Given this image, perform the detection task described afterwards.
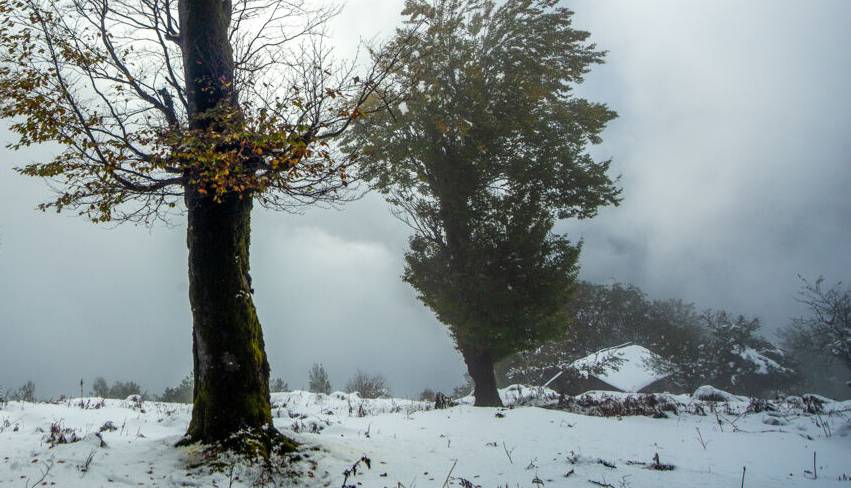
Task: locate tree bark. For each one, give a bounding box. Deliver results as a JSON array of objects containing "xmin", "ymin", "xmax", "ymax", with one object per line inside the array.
[
  {"xmin": 181, "ymin": 189, "xmax": 282, "ymax": 447},
  {"xmin": 460, "ymin": 345, "xmax": 504, "ymax": 407},
  {"xmin": 175, "ymin": 0, "xmax": 291, "ymax": 452}
]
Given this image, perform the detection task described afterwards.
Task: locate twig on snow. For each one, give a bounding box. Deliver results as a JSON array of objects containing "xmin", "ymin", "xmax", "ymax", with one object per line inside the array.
[
  {"xmin": 502, "ymin": 442, "xmax": 515, "ymax": 464},
  {"xmin": 696, "ymin": 427, "xmax": 708, "ymax": 449},
  {"xmin": 441, "ymin": 459, "xmax": 457, "ymax": 488}
]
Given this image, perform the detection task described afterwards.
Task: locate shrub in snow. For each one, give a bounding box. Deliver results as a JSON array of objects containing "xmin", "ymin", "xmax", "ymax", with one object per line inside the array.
[
  {"xmin": 91, "ymin": 377, "xmax": 110, "ymax": 398},
  {"xmin": 418, "ymin": 388, "xmax": 435, "ymax": 402},
  {"xmin": 692, "ymin": 385, "xmax": 744, "ymax": 402},
  {"xmin": 12, "ymin": 381, "xmax": 35, "ymax": 402},
  {"xmin": 308, "ymin": 363, "xmax": 332, "ymax": 395},
  {"xmin": 159, "ymin": 374, "xmax": 193, "ymax": 403},
  {"xmin": 450, "ymin": 374, "xmax": 474, "ymax": 399},
  {"xmin": 558, "ymin": 392, "xmax": 682, "ymax": 418},
  {"xmin": 45, "ymin": 421, "xmax": 80, "ymax": 447},
  {"xmin": 344, "ymin": 370, "xmax": 390, "ymax": 399},
  {"xmin": 270, "ymin": 377, "xmax": 289, "ymax": 393},
  {"xmin": 91, "ymin": 377, "xmax": 147, "ymax": 400},
  {"xmin": 434, "ymin": 392, "xmax": 454, "ymax": 409}
]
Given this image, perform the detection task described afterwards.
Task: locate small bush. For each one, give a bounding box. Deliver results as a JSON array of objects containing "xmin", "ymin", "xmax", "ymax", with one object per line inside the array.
[
  {"xmin": 557, "ymin": 393, "xmax": 681, "ymax": 418},
  {"xmin": 419, "ymin": 388, "xmax": 436, "ymax": 402},
  {"xmin": 270, "ymin": 377, "xmax": 289, "ymax": 393},
  {"xmin": 308, "ymin": 363, "xmax": 332, "ymax": 394},
  {"xmin": 91, "ymin": 377, "xmax": 110, "ymax": 398},
  {"xmin": 89, "ymin": 378, "xmax": 147, "ymax": 400},
  {"xmin": 345, "ymin": 370, "xmax": 390, "ymax": 399},
  {"xmin": 451, "ymin": 374, "xmax": 474, "ymax": 399},
  {"xmin": 14, "ymin": 381, "xmax": 35, "ymax": 402},
  {"xmin": 160, "ymin": 374, "xmax": 193, "ymax": 403},
  {"xmin": 110, "ymin": 380, "xmax": 144, "ymax": 399}
]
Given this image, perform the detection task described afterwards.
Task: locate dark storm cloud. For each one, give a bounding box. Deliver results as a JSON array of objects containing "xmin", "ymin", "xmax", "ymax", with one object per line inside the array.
[
  {"xmin": 563, "ymin": 0, "xmax": 851, "ymax": 328},
  {"xmin": 1, "ymin": 0, "xmax": 849, "ymax": 398}
]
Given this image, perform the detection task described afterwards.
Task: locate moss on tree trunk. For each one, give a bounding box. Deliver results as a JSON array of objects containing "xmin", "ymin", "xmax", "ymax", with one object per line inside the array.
[
  {"xmin": 181, "ymin": 189, "xmax": 292, "ymax": 453},
  {"xmin": 175, "ymin": 0, "xmax": 295, "ymax": 455}
]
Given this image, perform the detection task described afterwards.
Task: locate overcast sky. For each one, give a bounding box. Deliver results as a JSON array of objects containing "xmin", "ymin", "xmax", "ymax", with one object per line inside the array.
[{"xmin": 1, "ymin": 0, "xmax": 849, "ymax": 399}]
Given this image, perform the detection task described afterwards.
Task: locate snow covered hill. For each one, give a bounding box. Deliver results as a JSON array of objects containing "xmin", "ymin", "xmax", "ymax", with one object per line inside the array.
[{"xmin": 1, "ymin": 388, "xmax": 849, "ymax": 487}]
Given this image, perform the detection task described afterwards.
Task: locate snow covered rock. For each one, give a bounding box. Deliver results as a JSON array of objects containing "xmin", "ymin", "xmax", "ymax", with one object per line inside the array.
[
  {"xmin": 456, "ymin": 384, "xmax": 558, "ymax": 406},
  {"xmin": 692, "ymin": 385, "xmax": 746, "ymax": 402},
  {"xmin": 570, "ymin": 344, "xmax": 669, "ymax": 392}
]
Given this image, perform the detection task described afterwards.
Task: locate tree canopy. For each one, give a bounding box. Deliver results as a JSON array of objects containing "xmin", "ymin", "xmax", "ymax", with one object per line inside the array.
[
  {"xmin": 346, "ymin": 0, "xmax": 620, "ymax": 406},
  {"xmin": 0, "ymin": 0, "xmax": 410, "ymax": 224}
]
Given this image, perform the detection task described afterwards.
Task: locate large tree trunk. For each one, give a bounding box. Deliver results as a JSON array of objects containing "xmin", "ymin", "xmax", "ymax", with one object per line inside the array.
[
  {"xmin": 181, "ymin": 190, "xmax": 282, "ymax": 447},
  {"xmin": 460, "ymin": 345, "xmax": 504, "ymax": 407},
  {"xmin": 176, "ymin": 0, "xmax": 290, "ymax": 452}
]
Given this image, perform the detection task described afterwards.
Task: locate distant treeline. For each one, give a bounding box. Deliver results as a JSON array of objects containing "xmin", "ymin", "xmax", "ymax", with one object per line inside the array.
[{"xmin": 499, "ymin": 279, "xmax": 851, "ymax": 400}]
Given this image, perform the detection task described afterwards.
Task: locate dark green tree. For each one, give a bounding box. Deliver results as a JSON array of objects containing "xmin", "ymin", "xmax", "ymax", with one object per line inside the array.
[
  {"xmin": 346, "ymin": 0, "xmax": 620, "ymax": 406},
  {"xmin": 0, "ymin": 0, "xmax": 411, "ymax": 452}
]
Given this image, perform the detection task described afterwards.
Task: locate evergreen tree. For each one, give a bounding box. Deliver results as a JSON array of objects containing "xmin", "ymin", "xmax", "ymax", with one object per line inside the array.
[
  {"xmin": 308, "ymin": 363, "xmax": 332, "ymax": 394},
  {"xmin": 346, "ymin": 0, "xmax": 620, "ymax": 406}
]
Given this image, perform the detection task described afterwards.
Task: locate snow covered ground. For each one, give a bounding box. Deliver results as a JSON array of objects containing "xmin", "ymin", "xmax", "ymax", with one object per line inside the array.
[{"xmin": 1, "ymin": 388, "xmax": 849, "ymax": 487}]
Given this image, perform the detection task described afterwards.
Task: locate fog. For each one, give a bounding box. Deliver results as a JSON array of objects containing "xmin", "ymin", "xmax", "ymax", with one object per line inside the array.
[{"xmin": 1, "ymin": 0, "xmax": 849, "ymax": 399}]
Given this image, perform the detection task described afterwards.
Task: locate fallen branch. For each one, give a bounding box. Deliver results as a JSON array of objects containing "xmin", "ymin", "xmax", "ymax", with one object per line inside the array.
[
  {"xmin": 27, "ymin": 461, "xmax": 53, "ymax": 488},
  {"xmin": 696, "ymin": 427, "xmax": 708, "ymax": 449},
  {"xmin": 502, "ymin": 442, "xmax": 515, "ymax": 464},
  {"xmin": 441, "ymin": 459, "xmax": 457, "ymax": 488},
  {"xmin": 589, "ymin": 479, "xmax": 615, "ymax": 488}
]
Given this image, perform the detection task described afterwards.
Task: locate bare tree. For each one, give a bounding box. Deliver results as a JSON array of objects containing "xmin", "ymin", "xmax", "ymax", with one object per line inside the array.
[
  {"xmin": 783, "ymin": 276, "xmax": 851, "ymax": 388},
  {"xmin": 344, "ymin": 370, "xmax": 389, "ymax": 399},
  {"xmin": 0, "ymin": 0, "xmax": 416, "ymax": 453}
]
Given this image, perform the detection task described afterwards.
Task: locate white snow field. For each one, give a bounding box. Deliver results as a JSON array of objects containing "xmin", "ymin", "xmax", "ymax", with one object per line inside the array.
[{"xmin": 1, "ymin": 388, "xmax": 849, "ymax": 487}]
